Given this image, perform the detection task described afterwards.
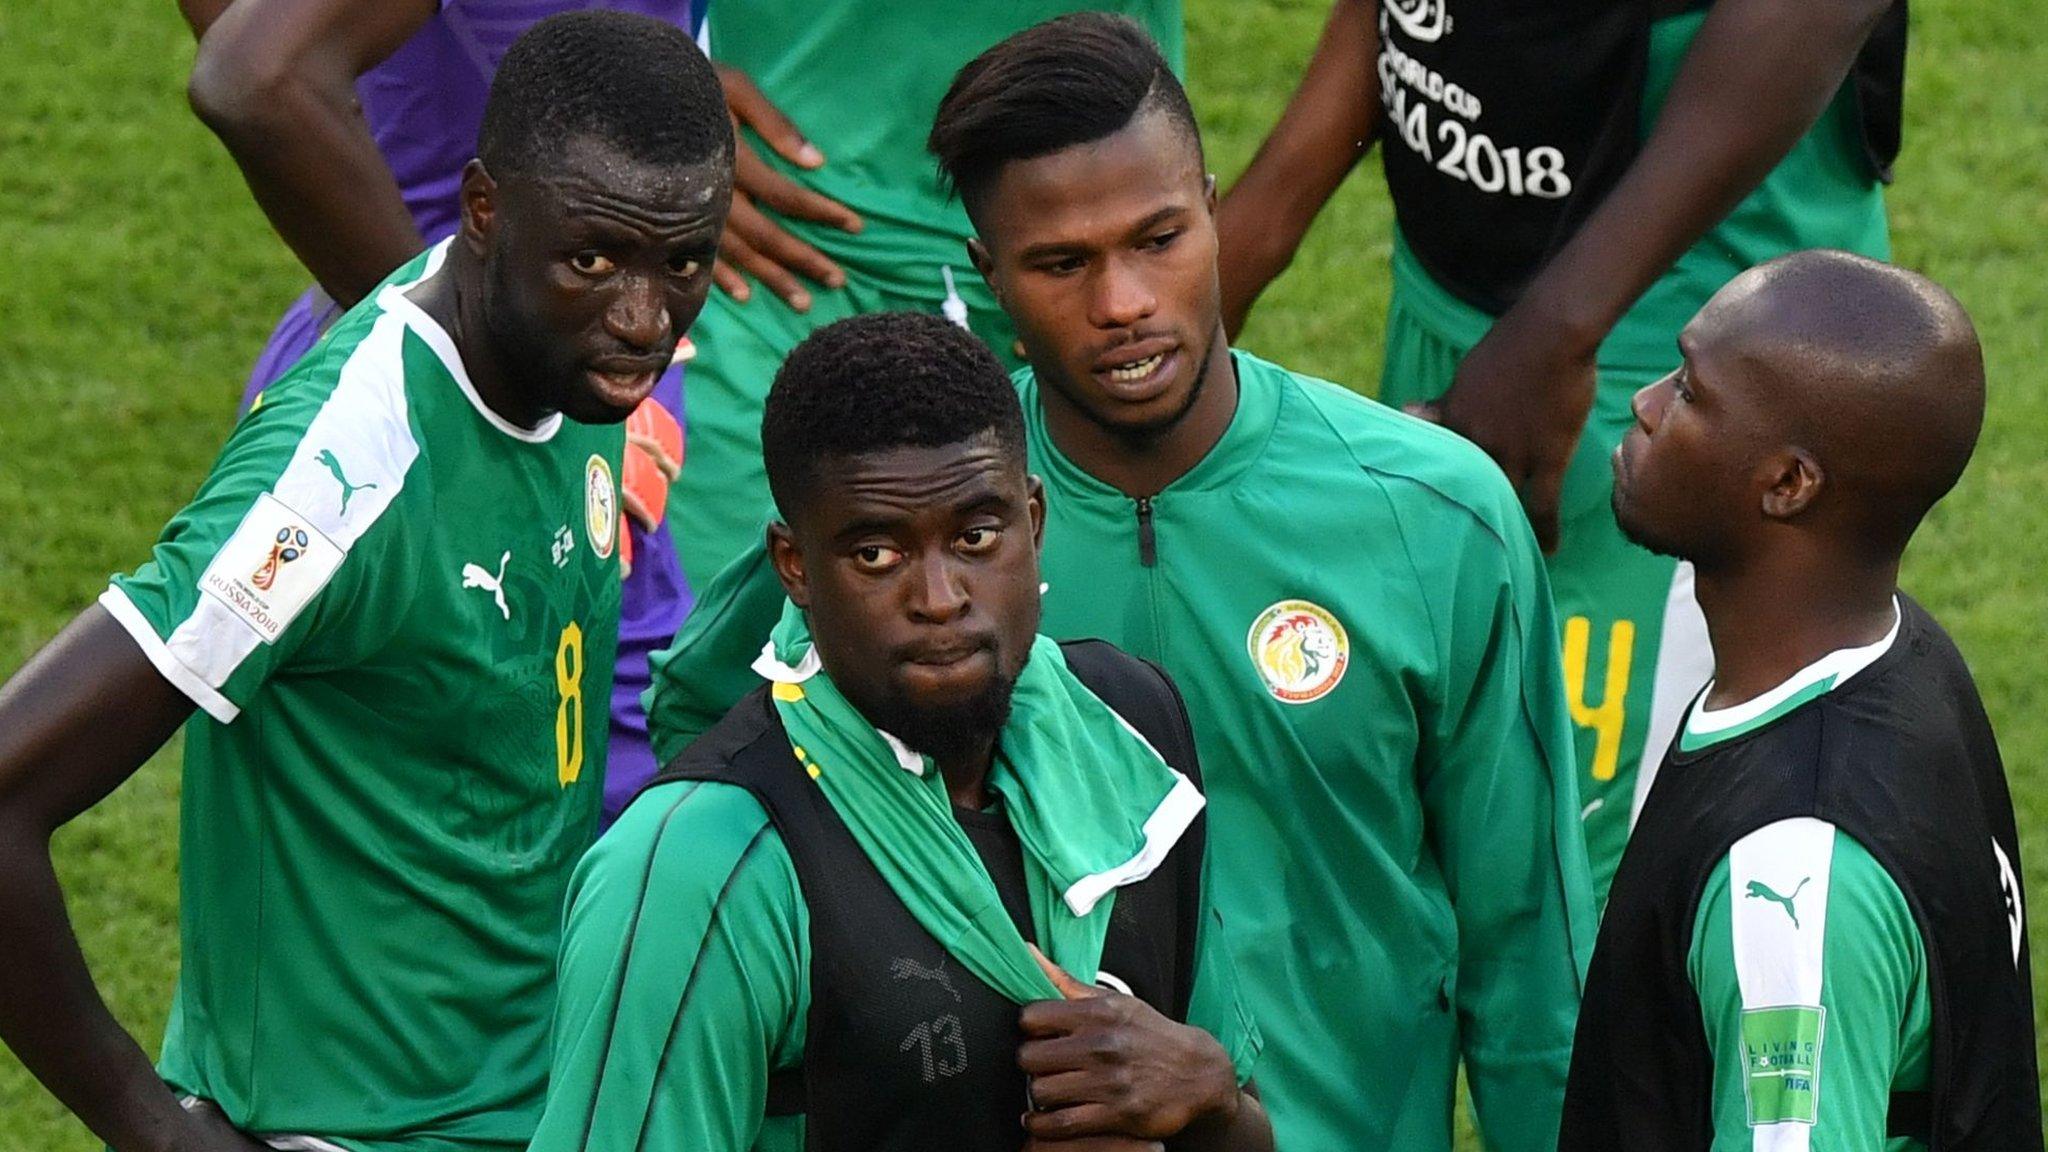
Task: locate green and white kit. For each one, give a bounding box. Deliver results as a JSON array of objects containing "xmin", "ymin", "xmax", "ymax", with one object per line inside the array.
[{"xmin": 104, "ymin": 241, "xmax": 623, "ymax": 1151}]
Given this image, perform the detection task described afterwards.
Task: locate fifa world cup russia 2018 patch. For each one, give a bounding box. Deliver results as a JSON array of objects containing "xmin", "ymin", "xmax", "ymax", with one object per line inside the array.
[
  {"xmin": 1247, "ymin": 599, "xmax": 1351, "ymax": 704},
  {"xmin": 198, "ymin": 492, "xmax": 346, "ymax": 644},
  {"xmin": 584, "ymin": 454, "xmax": 617, "ymax": 560}
]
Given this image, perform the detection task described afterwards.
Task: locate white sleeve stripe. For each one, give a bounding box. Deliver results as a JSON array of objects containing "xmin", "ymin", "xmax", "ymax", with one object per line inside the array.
[
  {"xmin": 99, "ymin": 587, "xmax": 240, "ymax": 723},
  {"xmin": 160, "ymin": 311, "xmax": 420, "ymax": 691},
  {"xmin": 1730, "ymin": 817, "xmax": 1837, "ymax": 1152}
]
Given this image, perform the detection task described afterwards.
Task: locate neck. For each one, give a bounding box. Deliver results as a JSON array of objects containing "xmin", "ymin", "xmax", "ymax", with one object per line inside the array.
[
  {"xmin": 410, "ymin": 245, "xmax": 548, "ymax": 429},
  {"xmin": 1694, "ymin": 551, "xmax": 1900, "ymax": 709},
  {"xmin": 936, "ymin": 740, "xmax": 997, "ymax": 811},
  {"xmin": 1041, "ymin": 325, "xmax": 1238, "ymax": 499}
]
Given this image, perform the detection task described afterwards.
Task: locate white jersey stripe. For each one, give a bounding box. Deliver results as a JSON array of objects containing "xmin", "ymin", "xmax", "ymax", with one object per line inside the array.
[
  {"xmin": 1730, "ymin": 817, "xmax": 1838, "ymax": 1151},
  {"xmin": 152, "ymin": 309, "xmax": 420, "ymax": 705}
]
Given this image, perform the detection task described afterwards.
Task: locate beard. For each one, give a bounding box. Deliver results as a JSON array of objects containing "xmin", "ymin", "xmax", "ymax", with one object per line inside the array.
[
  {"xmin": 1611, "ymin": 484, "xmax": 1691, "ymax": 562},
  {"xmin": 864, "ymin": 667, "xmax": 1020, "ymax": 767}
]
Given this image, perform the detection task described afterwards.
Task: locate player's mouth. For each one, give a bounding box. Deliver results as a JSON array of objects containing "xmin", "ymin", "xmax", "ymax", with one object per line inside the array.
[
  {"xmin": 584, "ymin": 357, "xmax": 666, "ymax": 406},
  {"xmin": 1091, "ymin": 339, "xmax": 1178, "ymax": 401}
]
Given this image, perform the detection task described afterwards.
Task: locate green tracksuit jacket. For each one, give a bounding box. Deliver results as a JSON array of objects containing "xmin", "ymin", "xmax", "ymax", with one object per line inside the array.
[{"xmin": 646, "ymin": 351, "xmax": 1597, "ymax": 1152}]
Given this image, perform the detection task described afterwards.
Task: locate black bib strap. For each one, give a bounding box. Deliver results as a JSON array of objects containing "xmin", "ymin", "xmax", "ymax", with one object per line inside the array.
[
  {"xmin": 765, "ymin": 1068, "xmax": 806, "ymax": 1117},
  {"xmin": 1886, "ymin": 1090, "xmax": 1931, "ymax": 1142}
]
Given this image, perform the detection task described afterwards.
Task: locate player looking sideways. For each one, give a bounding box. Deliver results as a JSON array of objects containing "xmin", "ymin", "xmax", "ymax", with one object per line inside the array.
[
  {"xmin": 644, "ymin": 16, "xmax": 1594, "ymax": 1152},
  {"xmin": 1563, "ymin": 251, "xmax": 2040, "ymax": 1151},
  {"xmin": 534, "ymin": 313, "xmax": 1270, "ymax": 1152},
  {"xmin": 668, "ymin": 0, "xmax": 1184, "ymax": 593},
  {"xmin": 178, "ymin": 0, "xmax": 707, "ymax": 824},
  {"xmin": 0, "ymin": 14, "xmax": 731, "ymax": 1151},
  {"xmin": 1216, "ymin": 0, "xmax": 1907, "ymax": 901}
]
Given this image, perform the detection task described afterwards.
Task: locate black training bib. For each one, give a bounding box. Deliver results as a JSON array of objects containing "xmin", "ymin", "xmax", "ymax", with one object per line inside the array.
[{"xmin": 1376, "ymin": 0, "xmax": 1652, "ymax": 313}]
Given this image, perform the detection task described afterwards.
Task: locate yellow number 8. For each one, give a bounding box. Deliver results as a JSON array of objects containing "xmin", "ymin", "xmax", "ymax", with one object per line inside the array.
[{"xmin": 556, "ymin": 621, "xmax": 585, "ymax": 787}]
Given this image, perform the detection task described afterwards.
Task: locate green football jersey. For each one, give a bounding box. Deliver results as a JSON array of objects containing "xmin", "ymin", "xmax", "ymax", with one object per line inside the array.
[
  {"xmin": 103, "ymin": 241, "xmax": 623, "ymax": 1151},
  {"xmin": 647, "ymin": 351, "xmax": 1596, "ymax": 1152}
]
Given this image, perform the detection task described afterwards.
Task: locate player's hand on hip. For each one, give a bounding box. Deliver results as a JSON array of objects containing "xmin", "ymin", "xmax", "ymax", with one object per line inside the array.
[
  {"xmin": 1421, "ymin": 306, "xmax": 1598, "ymax": 554},
  {"xmin": 1017, "ymin": 945, "xmax": 1239, "ymax": 1143},
  {"xmin": 714, "ymin": 65, "xmax": 864, "ymax": 313}
]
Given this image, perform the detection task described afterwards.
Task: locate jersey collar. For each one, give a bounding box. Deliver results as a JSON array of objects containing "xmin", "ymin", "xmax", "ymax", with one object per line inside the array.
[
  {"xmin": 1679, "ymin": 597, "xmax": 1902, "ymax": 752},
  {"xmin": 377, "ymin": 239, "xmax": 564, "ymax": 444}
]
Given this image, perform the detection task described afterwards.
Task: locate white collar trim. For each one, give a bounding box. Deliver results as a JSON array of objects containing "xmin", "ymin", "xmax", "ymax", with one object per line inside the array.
[
  {"xmin": 375, "ymin": 239, "xmax": 563, "ymax": 444},
  {"xmin": 1687, "ymin": 597, "xmax": 1902, "ymax": 737}
]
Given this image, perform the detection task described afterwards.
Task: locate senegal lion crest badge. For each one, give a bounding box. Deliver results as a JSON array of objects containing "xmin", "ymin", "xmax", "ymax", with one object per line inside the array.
[
  {"xmin": 1248, "ymin": 599, "xmax": 1350, "ymax": 704},
  {"xmin": 584, "ymin": 454, "xmax": 618, "ymax": 560}
]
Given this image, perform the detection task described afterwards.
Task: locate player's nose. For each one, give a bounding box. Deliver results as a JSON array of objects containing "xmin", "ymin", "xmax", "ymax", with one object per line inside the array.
[{"xmin": 603, "ymin": 273, "xmax": 672, "ymax": 352}]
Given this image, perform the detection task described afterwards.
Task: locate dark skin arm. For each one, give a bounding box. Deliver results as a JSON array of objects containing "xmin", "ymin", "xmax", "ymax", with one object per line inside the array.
[
  {"xmin": 1418, "ymin": 0, "xmax": 1896, "ymax": 551},
  {"xmin": 1214, "ymin": 0, "xmax": 1379, "ymax": 339},
  {"xmin": 0, "ymin": 606, "xmax": 266, "ymax": 1151},
  {"xmin": 180, "ymin": 0, "xmax": 437, "ymax": 308},
  {"xmin": 1019, "ymin": 948, "xmax": 1273, "ymax": 1152}
]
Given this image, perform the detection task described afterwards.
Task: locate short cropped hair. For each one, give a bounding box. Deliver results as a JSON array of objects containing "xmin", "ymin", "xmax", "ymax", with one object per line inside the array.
[
  {"xmin": 762, "ymin": 313, "xmax": 1027, "ymax": 520},
  {"xmin": 478, "ymin": 11, "xmax": 731, "ymax": 178},
  {"xmin": 928, "ymin": 12, "xmax": 1201, "ymax": 217}
]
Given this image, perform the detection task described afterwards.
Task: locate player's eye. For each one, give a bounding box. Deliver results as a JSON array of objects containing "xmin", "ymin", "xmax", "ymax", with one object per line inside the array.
[
  {"xmin": 957, "ymin": 526, "xmax": 1002, "ymax": 554},
  {"xmin": 1037, "ymin": 256, "xmax": 1086, "ymax": 277},
  {"xmin": 1673, "ymin": 370, "xmax": 1694, "ymax": 403},
  {"xmin": 569, "ymin": 252, "xmax": 616, "ymax": 276},
  {"xmin": 1142, "ymin": 229, "xmax": 1182, "ymax": 252},
  {"xmin": 667, "ymin": 254, "xmax": 703, "ymax": 278},
  {"xmin": 852, "ymin": 544, "xmax": 903, "ymax": 572}
]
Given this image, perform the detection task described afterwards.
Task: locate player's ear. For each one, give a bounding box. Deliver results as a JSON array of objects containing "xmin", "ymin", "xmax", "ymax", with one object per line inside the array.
[
  {"xmin": 1026, "ymin": 474, "xmax": 1047, "ymax": 557},
  {"xmin": 767, "ymin": 521, "xmax": 810, "ymax": 609},
  {"xmin": 966, "ymin": 238, "xmax": 999, "ymax": 305},
  {"xmin": 1204, "ymin": 172, "xmax": 1218, "ymax": 216},
  {"xmin": 1760, "ymin": 448, "xmax": 1824, "ymax": 520},
  {"xmin": 459, "ymin": 159, "xmax": 499, "ymax": 256}
]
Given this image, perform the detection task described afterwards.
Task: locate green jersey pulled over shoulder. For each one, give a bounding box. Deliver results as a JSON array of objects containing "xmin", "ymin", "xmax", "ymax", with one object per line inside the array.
[{"xmin": 103, "ymin": 240, "xmax": 622, "ymax": 1151}]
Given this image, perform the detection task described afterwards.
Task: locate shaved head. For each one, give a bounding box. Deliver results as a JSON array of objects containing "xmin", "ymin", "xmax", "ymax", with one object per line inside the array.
[
  {"xmin": 1712, "ymin": 250, "xmax": 1983, "ymax": 553},
  {"xmin": 1612, "ymin": 251, "xmax": 1985, "ymax": 571}
]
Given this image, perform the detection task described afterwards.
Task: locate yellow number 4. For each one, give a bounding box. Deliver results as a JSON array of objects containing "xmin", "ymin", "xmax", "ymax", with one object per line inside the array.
[
  {"xmin": 1563, "ymin": 616, "xmax": 1633, "ymax": 782},
  {"xmin": 556, "ymin": 621, "xmax": 585, "ymax": 787}
]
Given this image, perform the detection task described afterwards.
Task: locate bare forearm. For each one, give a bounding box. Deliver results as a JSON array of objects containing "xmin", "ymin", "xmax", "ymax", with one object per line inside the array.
[
  {"xmin": 189, "ymin": 60, "xmax": 423, "ymax": 306},
  {"xmin": 0, "ymin": 608, "xmax": 208, "ymax": 1151},
  {"xmin": 1514, "ymin": 0, "xmax": 1892, "ymax": 349},
  {"xmin": 1216, "ymin": 0, "xmax": 1379, "ymax": 333},
  {"xmin": 185, "ymin": 0, "xmax": 436, "ymax": 306},
  {"xmin": 0, "ymin": 830, "xmax": 195, "ymax": 1152}
]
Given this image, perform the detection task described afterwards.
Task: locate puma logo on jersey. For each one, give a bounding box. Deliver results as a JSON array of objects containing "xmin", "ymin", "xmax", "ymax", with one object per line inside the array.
[
  {"xmin": 1745, "ymin": 877, "xmax": 1812, "ymax": 929},
  {"xmin": 461, "ymin": 551, "xmax": 511, "ymax": 621},
  {"xmin": 316, "ymin": 449, "xmax": 379, "ymax": 515},
  {"xmin": 1993, "ymin": 837, "xmax": 2024, "ymax": 969},
  {"xmin": 890, "ymin": 956, "xmax": 961, "ymax": 1003}
]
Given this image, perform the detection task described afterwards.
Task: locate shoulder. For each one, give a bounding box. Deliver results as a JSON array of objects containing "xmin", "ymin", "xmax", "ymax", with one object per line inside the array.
[
  {"xmin": 1245, "ymin": 351, "xmax": 1528, "ymax": 552},
  {"xmin": 1697, "ymin": 818, "xmax": 1918, "ymax": 991},
  {"xmin": 576, "ymin": 776, "xmax": 796, "ymax": 922}
]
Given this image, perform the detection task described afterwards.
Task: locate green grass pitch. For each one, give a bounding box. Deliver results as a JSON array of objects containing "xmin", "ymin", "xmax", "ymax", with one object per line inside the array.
[{"xmin": 2, "ymin": 0, "xmax": 2044, "ymax": 1145}]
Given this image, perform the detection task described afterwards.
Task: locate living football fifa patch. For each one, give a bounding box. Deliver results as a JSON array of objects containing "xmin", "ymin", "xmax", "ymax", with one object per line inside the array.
[
  {"xmin": 197, "ymin": 492, "xmax": 346, "ymax": 643},
  {"xmin": 585, "ymin": 453, "xmax": 618, "ymax": 560},
  {"xmin": 1740, "ymin": 1004, "xmax": 1825, "ymax": 1126}
]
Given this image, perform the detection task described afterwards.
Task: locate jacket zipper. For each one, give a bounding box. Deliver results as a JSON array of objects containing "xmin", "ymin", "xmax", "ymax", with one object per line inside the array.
[{"xmin": 1136, "ymin": 497, "xmax": 1157, "ymax": 567}]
